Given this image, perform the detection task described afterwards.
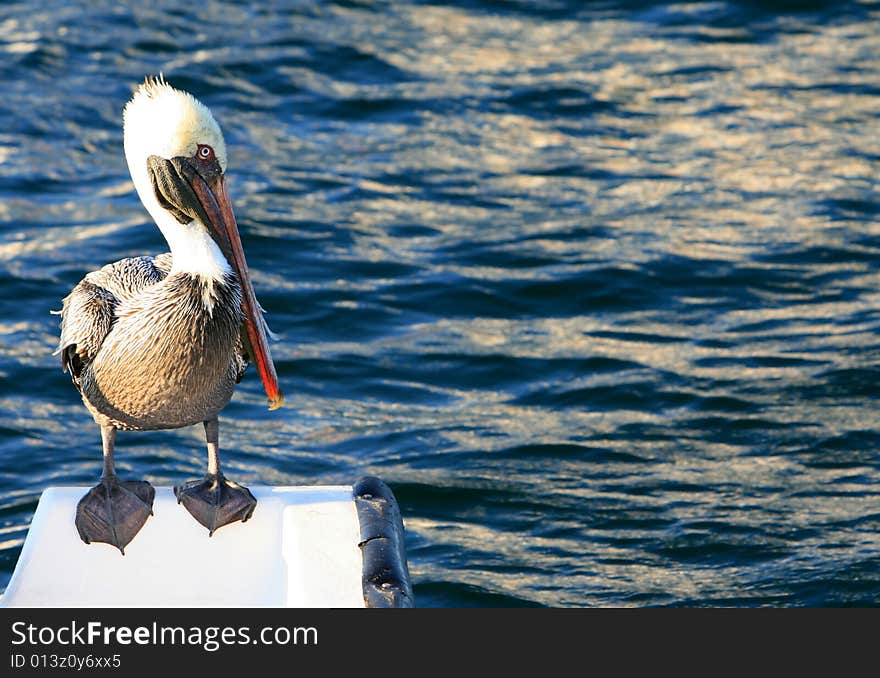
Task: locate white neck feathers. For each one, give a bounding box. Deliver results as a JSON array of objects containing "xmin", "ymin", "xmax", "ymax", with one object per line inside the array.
[{"xmin": 156, "ymin": 214, "xmax": 231, "ymax": 281}]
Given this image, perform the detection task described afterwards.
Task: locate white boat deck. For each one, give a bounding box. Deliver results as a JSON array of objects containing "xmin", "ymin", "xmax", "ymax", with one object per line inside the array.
[{"xmin": 1, "ymin": 485, "xmax": 366, "ymax": 608}]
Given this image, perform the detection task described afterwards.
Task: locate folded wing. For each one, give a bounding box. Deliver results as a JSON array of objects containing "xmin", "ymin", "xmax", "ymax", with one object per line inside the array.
[{"xmin": 55, "ymin": 254, "xmax": 174, "ymax": 388}]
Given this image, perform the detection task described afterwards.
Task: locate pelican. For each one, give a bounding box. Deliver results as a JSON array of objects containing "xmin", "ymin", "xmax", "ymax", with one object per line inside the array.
[{"xmin": 55, "ymin": 76, "xmax": 283, "ymax": 554}]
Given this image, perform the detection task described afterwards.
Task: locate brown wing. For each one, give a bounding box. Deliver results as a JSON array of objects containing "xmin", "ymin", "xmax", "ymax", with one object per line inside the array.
[{"xmin": 55, "ymin": 254, "xmax": 173, "ymax": 388}]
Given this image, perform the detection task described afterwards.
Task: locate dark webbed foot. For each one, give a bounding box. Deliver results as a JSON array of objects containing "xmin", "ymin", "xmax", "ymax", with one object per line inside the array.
[
  {"xmin": 174, "ymin": 474, "xmax": 256, "ymax": 535},
  {"xmin": 75, "ymin": 478, "xmax": 155, "ymax": 555}
]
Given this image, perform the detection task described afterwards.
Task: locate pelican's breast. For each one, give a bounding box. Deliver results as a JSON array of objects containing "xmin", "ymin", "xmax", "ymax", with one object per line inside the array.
[{"xmin": 83, "ymin": 272, "xmax": 243, "ymax": 430}]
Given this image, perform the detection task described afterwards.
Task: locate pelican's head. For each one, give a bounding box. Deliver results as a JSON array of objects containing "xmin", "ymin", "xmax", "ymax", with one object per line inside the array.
[
  {"xmin": 122, "ymin": 75, "xmax": 282, "ymax": 410},
  {"xmin": 123, "ymin": 75, "xmax": 228, "ymax": 182}
]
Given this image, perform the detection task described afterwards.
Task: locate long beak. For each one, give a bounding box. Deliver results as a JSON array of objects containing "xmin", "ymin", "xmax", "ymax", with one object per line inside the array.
[{"xmin": 189, "ymin": 173, "xmax": 284, "ymax": 410}]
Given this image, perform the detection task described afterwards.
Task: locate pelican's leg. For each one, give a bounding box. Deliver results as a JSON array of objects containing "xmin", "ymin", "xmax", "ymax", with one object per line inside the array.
[
  {"xmin": 75, "ymin": 425, "xmax": 155, "ymax": 555},
  {"xmin": 174, "ymin": 417, "xmax": 256, "ymax": 535}
]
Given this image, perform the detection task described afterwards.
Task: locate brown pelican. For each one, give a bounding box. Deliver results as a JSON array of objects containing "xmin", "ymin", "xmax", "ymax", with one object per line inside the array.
[{"xmin": 55, "ymin": 76, "xmax": 283, "ymax": 554}]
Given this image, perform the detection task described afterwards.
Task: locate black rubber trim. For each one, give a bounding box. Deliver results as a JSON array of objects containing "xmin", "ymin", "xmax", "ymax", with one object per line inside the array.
[{"xmin": 352, "ymin": 476, "xmax": 415, "ymax": 608}]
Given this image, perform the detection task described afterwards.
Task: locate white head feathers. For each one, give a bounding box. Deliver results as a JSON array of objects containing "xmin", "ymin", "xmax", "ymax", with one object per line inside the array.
[
  {"xmin": 122, "ymin": 76, "xmax": 232, "ymax": 282},
  {"xmin": 123, "ymin": 75, "xmax": 228, "ymax": 176}
]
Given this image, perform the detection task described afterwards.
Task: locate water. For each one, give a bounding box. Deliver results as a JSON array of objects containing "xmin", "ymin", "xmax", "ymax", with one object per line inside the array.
[{"xmin": 1, "ymin": 0, "xmax": 879, "ymax": 607}]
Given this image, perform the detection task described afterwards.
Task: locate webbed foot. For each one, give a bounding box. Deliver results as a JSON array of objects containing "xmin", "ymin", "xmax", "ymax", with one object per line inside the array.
[
  {"xmin": 174, "ymin": 473, "xmax": 256, "ymax": 535},
  {"xmin": 75, "ymin": 478, "xmax": 155, "ymax": 555}
]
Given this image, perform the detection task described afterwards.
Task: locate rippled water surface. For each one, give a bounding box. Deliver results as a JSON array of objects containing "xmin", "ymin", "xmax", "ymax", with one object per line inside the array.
[{"xmin": 1, "ymin": 0, "xmax": 880, "ymax": 606}]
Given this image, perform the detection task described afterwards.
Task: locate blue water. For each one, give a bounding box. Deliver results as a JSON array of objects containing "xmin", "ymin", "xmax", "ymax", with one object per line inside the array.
[{"xmin": 1, "ymin": 0, "xmax": 880, "ymax": 607}]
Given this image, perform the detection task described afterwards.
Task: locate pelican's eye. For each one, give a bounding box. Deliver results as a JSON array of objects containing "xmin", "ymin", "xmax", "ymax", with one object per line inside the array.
[{"xmin": 196, "ymin": 144, "xmax": 214, "ymax": 160}]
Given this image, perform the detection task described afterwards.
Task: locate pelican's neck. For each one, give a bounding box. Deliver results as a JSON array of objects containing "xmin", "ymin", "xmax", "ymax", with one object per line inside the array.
[
  {"xmin": 125, "ymin": 152, "xmax": 232, "ymax": 287},
  {"xmin": 156, "ymin": 214, "xmax": 231, "ymax": 281},
  {"xmin": 154, "ymin": 212, "xmax": 232, "ymax": 314},
  {"xmin": 131, "ymin": 165, "xmax": 231, "ymax": 281}
]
